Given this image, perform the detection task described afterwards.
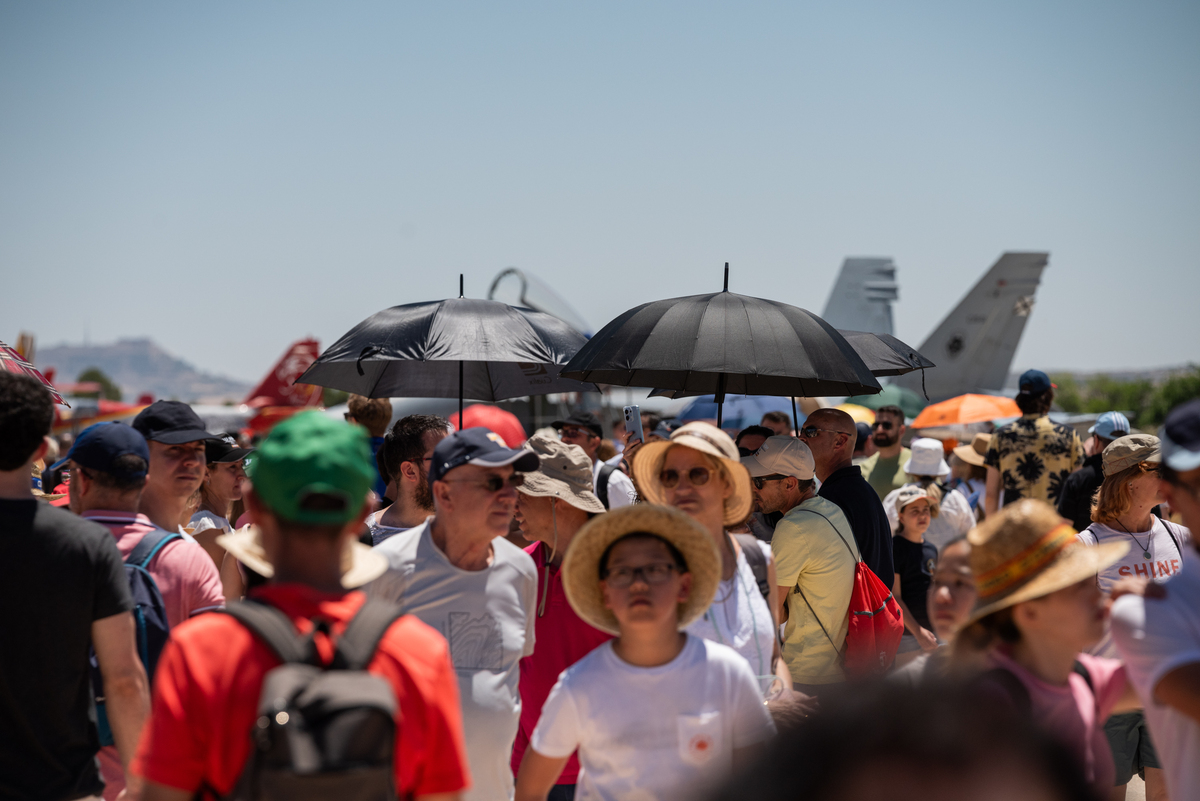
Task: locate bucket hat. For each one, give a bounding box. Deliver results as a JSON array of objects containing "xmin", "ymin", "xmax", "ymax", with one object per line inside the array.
[
  {"xmin": 631, "ymin": 421, "xmax": 753, "ymax": 527},
  {"xmin": 965, "ymin": 500, "xmax": 1128, "ymax": 626},
  {"xmin": 902, "ymin": 437, "xmax": 951, "ymax": 478},
  {"xmin": 952, "ymin": 433, "xmax": 991, "ymax": 468},
  {"xmin": 561, "ymin": 505, "xmax": 721, "ymax": 635},
  {"xmin": 216, "ymin": 525, "xmax": 388, "ymax": 589},
  {"xmin": 518, "ymin": 432, "xmax": 605, "ymax": 514}
]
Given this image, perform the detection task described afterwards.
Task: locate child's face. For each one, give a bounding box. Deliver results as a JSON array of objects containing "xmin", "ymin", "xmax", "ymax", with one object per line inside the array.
[
  {"xmin": 927, "ymin": 540, "xmax": 976, "ymax": 641},
  {"xmin": 899, "ymin": 498, "xmax": 932, "ymax": 537},
  {"xmin": 1014, "ymin": 576, "xmax": 1108, "ymax": 652},
  {"xmin": 600, "ymin": 537, "xmax": 692, "ymax": 630}
]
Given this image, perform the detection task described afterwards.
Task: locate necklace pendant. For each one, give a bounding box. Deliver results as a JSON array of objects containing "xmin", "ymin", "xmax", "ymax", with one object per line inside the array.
[{"xmin": 1145, "ymin": 550, "xmax": 1152, "ymax": 559}]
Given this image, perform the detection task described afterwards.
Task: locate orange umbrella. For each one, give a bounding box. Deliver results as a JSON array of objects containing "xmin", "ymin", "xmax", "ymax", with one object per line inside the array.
[{"xmin": 911, "ymin": 394, "xmax": 1020, "ymax": 429}]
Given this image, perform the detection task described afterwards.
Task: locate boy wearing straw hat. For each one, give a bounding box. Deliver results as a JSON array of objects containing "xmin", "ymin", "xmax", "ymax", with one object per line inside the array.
[{"xmin": 514, "ymin": 505, "xmax": 776, "ymax": 801}]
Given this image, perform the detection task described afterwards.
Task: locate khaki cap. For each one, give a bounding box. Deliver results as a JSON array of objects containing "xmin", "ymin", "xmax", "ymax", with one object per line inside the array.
[
  {"xmin": 740, "ymin": 435, "xmax": 815, "ymax": 480},
  {"xmin": 632, "ymin": 421, "xmax": 753, "ymax": 528},
  {"xmin": 518, "ymin": 433, "xmax": 606, "ymax": 514},
  {"xmin": 952, "ymin": 433, "xmax": 991, "ymax": 468},
  {"xmin": 217, "ymin": 525, "xmax": 388, "ymax": 589},
  {"xmin": 1102, "ymin": 434, "xmax": 1161, "ymax": 476}
]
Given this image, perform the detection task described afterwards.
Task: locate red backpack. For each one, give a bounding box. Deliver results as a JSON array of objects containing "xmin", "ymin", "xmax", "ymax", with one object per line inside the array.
[{"xmin": 790, "ymin": 508, "xmax": 904, "ymax": 678}]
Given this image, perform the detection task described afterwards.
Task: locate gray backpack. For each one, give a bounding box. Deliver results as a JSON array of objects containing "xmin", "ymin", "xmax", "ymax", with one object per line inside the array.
[{"xmin": 218, "ymin": 598, "xmax": 405, "ymax": 801}]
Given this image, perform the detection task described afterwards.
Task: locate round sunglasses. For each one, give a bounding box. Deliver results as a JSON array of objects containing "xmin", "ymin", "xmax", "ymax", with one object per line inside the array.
[{"xmin": 659, "ymin": 466, "xmax": 713, "ymax": 488}]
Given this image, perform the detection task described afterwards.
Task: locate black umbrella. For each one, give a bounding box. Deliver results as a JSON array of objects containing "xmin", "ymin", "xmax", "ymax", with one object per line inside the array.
[
  {"xmin": 560, "ymin": 265, "xmax": 882, "ymax": 427},
  {"xmin": 297, "ymin": 277, "xmax": 595, "ymax": 422},
  {"xmin": 836, "ymin": 330, "xmax": 936, "ymax": 378}
]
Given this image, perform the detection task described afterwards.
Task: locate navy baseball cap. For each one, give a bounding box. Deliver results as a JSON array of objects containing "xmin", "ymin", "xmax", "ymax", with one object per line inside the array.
[
  {"xmin": 1018, "ymin": 369, "xmax": 1055, "ymax": 395},
  {"xmin": 1088, "ymin": 411, "xmax": 1131, "ymax": 440},
  {"xmin": 429, "ymin": 427, "xmax": 540, "ymax": 484},
  {"xmin": 132, "ymin": 401, "xmax": 213, "ymax": 444},
  {"xmin": 552, "ymin": 411, "xmax": 603, "ymax": 438},
  {"xmin": 206, "ymin": 436, "xmax": 254, "ymax": 464},
  {"xmin": 1161, "ymin": 399, "xmax": 1200, "ymax": 472},
  {"xmin": 51, "ymin": 422, "xmax": 149, "ymax": 479}
]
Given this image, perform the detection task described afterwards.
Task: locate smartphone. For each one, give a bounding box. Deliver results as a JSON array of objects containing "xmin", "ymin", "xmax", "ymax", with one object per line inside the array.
[{"xmin": 623, "ymin": 405, "xmax": 644, "ymax": 444}]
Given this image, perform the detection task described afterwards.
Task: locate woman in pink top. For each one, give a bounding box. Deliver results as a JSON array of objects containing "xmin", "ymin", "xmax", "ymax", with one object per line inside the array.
[{"xmin": 957, "ymin": 499, "xmax": 1144, "ymax": 795}]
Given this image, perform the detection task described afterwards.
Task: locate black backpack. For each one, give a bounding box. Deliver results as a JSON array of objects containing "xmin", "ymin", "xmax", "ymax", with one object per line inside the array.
[{"xmin": 217, "ymin": 598, "xmax": 406, "ymax": 801}]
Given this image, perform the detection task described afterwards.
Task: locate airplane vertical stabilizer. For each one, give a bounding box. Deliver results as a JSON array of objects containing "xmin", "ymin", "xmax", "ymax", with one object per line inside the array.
[
  {"xmin": 243, "ymin": 339, "xmax": 323, "ymax": 408},
  {"xmin": 892, "ymin": 252, "xmax": 1047, "ymax": 402},
  {"xmin": 820, "ymin": 258, "xmax": 899, "ymax": 336}
]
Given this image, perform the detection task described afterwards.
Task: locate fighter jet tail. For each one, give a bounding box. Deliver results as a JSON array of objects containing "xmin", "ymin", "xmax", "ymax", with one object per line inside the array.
[{"xmin": 820, "ymin": 257, "xmax": 899, "ymax": 336}]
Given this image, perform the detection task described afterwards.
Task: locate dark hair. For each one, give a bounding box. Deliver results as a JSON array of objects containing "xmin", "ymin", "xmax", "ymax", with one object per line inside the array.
[
  {"xmin": 77, "ymin": 455, "xmax": 148, "ymax": 494},
  {"xmin": 875, "ymin": 405, "xmax": 905, "ymax": 422},
  {"xmin": 794, "ymin": 477, "xmax": 816, "ymax": 495},
  {"xmin": 1015, "ymin": 388, "xmax": 1054, "ymax": 416},
  {"xmin": 735, "ymin": 425, "xmax": 775, "ymax": 446},
  {"xmin": 0, "ymin": 374, "xmax": 55, "ymax": 470},
  {"xmin": 599, "ymin": 531, "xmax": 688, "ymax": 578},
  {"xmin": 642, "ymin": 412, "xmax": 663, "ymax": 433},
  {"xmin": 378, "ymin": 414, "xmax": 450, "ymax": 485},
  {"xmin": 761, "ymin": 411, "xmax": 790, "ymax": 426},
  {"xmin": 957, "ymin": 606, "xmax": 1021, "ymax": 652}
]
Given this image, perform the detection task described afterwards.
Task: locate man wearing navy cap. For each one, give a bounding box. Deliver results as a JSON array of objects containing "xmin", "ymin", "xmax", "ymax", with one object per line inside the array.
[
  {"xmin": 554, "ymin": 411, "xmax": 636, "ymax": 509},
  {"xmin": 1057, "ymin": 411, "xmax": 1131, "ymax": 531},
  {"xmin": 132, "ymin": 401, "xmax": 214, "ymax": 533},
  {"xmin": 373, "ymin": 427, "xmax": 540, "ymax": 801},
  {"xmin": 983, "ymin": 369, "xmax": 1084, "ymax": 517}
]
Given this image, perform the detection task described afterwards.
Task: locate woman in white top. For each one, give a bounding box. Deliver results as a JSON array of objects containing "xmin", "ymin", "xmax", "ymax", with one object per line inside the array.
[{"xmin": 631, "ymin": 421, "xmax": 790, "ymax": 697}]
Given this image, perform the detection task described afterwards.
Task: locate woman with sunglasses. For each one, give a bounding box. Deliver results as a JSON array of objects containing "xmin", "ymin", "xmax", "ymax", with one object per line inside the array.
[
  {"xmin": 1077, "ymin": 434, "xmax": 1190, "ymax": 801},
  {"xmin": 631, "ymin": 422, "xmax": 791, "ymax": 698}
]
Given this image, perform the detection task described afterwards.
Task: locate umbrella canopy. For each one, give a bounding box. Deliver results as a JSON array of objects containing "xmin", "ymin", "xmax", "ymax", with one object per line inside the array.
[
  {"xmin": 844, "ymin": 383, "xmax": 928, "ymax": 420},
  {"xmin": 298, "ymin": 295, "xmax": 596, "ymax": 420},
  {"xmin": 911, "ymin": 393, "xmax": 1021, "ymax": 429},
  {"xmin": 450, "ymin": 404, "xmax": 527, "ymax": 448},
  {"xmin": 676, "ymin": 394, "xmax": 798, "ymax": 432},
  {"xmin": 1, "ymin": 340, "xmax": 69, "ymax": 406},
  {"xmin": 837, "ymin": 330, "xmax": 936, "ymax": 377}
]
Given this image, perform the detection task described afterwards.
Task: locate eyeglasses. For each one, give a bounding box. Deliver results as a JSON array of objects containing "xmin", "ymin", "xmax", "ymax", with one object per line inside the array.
[
  {"xmin": 560, "ymin": 426, "xmax": 597, "ymax": 439},
  {"xmin": 659, "ymin": 466, "xmax": 713, "ymax": 488},
  {"xmin": 752, "ymin": 474, "xmax": 788, "ymax": 490},
  {"xmin": 872, "ymin": 421, "xmax": 894, "ymax": 430},
  {"xmin": 799, "ymin": 426, "xmax": 847, "ymax": 440},
  {"xmin": 441, "ymin": 473, "xmax": 525, "ymax": 493},
  {"xmin": 602, "ymin": 562, "xmax": 681, "ymax": 588}
]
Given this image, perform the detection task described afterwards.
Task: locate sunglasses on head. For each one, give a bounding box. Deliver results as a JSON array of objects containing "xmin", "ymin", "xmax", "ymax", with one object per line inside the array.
[
  {"xmin": 442, "ymin": 473, "xmax": 525, "ymax": 493},
  {"xmin": 659, "ymin": 466, "xmax": 713, "ymax": 488},
  {"xmin": 751, "ymin": 474, "xmax": 788, "ymax": 490}
]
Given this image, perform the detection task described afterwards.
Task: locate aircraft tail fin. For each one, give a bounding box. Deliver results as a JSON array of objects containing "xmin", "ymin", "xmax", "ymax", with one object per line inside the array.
[
  {"xmin": 820, "ymin": 258, "xmax": 899, "ymax": 336},
  {"xmin": 892, "ymin": 252, "xmax": 1048, "ymax": 401},
  {"xmin": 243, "ymin": 339, "xmax": 323, "ymax": 408}
]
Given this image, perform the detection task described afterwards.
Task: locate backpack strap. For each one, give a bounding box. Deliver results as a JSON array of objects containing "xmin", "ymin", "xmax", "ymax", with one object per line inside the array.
[
  {"xmin": 220, "ymin": 599, "xmax": 319, "ymax": 666},
  {"xmin": 793, "ymin": 582, "xmax": 838, "ymax": 652},
  {"xmin": 1162, "ymin": 520, "xmax": 1185, "ymax": 560},
  {"xmin": 790, "ymin": 507, "xmax": 859, "ymax": 563},
  {"xmin": 731, "ymin": 533, "xmax": 770, "ymax": 604},
  {"xmin": 126, "ymin": 530, "xmax": 182, "ymax": 568},
  {"xmin": 597, "ymin": 464, "xmax": 615, "ymax": 509},
  {"xmin": 331, "ymin": 598, "xmax": 407, "ymax": 671}
]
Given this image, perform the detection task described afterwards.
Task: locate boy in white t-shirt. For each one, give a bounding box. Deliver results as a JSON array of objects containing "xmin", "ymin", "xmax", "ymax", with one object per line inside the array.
[{"xmin": 514, "ymin": 505, "xmax": 776, "ymax": 801}]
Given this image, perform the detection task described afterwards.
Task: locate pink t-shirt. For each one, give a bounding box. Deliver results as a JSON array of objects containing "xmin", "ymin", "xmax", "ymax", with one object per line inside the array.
[
  {"xmin": 513, "ymin": 541, "xmax": 613, "ymax": 785},
  {"xmin": 83, "ymin": 510, "xmax": 225, "ymax": 800},
  {"xmin": 986, "ymin": 649, "xmax": 1127, "ymax": 792}
]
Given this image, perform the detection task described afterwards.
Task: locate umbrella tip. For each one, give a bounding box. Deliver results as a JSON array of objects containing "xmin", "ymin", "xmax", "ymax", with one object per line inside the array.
[
  {"xmin": 723, "ymin": 262, "xmax": 729, "ymax": 292},
  {"xmin": 459, "ymin": 274, "xmax": 464, "ymax": 298}
]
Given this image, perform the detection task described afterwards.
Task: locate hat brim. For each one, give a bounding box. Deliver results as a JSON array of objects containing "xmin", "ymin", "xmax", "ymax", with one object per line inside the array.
[
  {"xmin": 210, "ymin": 447, "xmax": 255, "ymax": 463},
  {"xmin": 632, "ymin": 440, "xmax": 753, "ymax": 528},
  {"xmin": 561, "ymin": 505, "xmax": 722, "ymax": 635},
  {"xmin": 902, "ymin": 456, "xmax": 951, "ymax": 477},
  {"xmin": 952, "ymin": 444, "xmax": 986, "ymax": 467},
  {"xmin": 217, "ymin": 525, "xmax": 388, "ymax": 589},
  {"xmin": 965, "ymin": 540, "xmax": 1130, "ymax": 627},
  {"xmin": 467, "ymin": 449, "xmax": 540, "ymax": 473},
  {"xmin": 1164, "ymin": 445, "xmax": 1200, "ymax": 472},
  {"xmin": 518, "ymin": 471, "xmax": 606, "ymax": 514},
  {"xmin": 147, "ymin": 429, "xmax": 217, "ymax": 445}
]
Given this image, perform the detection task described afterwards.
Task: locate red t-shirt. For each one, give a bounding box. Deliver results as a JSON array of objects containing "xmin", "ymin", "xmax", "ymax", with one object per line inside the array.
[
  {"xmin": 513, "ymin": 541, "xmax": 613, "ymax": 784},
  {"xmin": 132, "ymin": 583, "xmax": 470, "ymax": 798}
]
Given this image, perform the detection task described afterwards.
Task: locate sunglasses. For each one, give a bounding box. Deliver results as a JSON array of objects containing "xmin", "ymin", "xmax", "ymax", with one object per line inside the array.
[
  {"xmin": 441, "ymin": 473, "xmax": 525, "ymax": 493},
  {"xmin": 602, "ymin": 562, "xmax": 681, "ymax": 588},
  {"xmin": 752, "ymin": 474, "xmax": 788, "ymax": 490},
  {"xmin": 871, "ymin": 421, "xmax": 894, "ymax": 430},
  {"xmin": 659, "ymin": 466, "xmax": 713, "ymax": 488},
  {"xmin": 799, "ymin": 425, "xmax": 847, "ymax": 440},
  {"xmin": 1139, "ymin": 462, "xmax": 1163, "ymax": 476},
  {"xmin": 560, "ymin": 426, "xmax": 598, "ymax": 439}
]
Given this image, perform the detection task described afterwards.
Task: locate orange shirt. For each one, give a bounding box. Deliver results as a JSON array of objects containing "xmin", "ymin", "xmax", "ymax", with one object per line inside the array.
[{"xmin": 132, "ymin": 583, "xmax": 470, "ymax": 798}]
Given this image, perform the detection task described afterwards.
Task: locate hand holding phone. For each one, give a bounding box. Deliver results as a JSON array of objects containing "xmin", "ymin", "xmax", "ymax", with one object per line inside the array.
[{"xmin": 623, "ymin": 405, "xmax": 644, "ymax": 445}]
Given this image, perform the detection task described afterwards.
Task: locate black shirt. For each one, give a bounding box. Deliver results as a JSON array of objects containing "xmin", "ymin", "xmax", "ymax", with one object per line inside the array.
[
  {"xmin": 1057, "ymin": 453, "xmax": 1104, "ymax": 533},
  {"xmin": 0, "ymin": 498, "xmax": 133, "ymax": 801},
  {"xmin": 893, "ymin": 536, "xmax": 938, "ymax": 632},
  {"xmin": 818, "ymin": 464, "xmax": 895, "ymax": 585}
]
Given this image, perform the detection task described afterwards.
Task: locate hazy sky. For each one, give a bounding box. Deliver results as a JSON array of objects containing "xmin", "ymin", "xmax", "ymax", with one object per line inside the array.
[{"xmin": 3, "ymin": 1, "xmax": 1198, "ymax": 385}]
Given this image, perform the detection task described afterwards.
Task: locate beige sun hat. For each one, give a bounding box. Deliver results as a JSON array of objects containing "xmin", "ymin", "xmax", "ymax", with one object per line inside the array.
[
  {"xmin": 561, "ymin": 504, "xmax": 722, "ymax": 635},
  {"xmin": 952, "ymin": 433, "xmax": 991, "ymax": 468},
  {"xmin": 964, "ymin": 499, "xmax": 1129, "ymax": 626},
  {"xmin": 518, "ymin": 433, "xmax": 606, "ymax": 514},
  {"xmin": 631, "ymin": 421, "xmax": 753, "ymax": 527},
  {"xmin": 217, "ymin": 524, "xmax": 388, "ymax": 589}
]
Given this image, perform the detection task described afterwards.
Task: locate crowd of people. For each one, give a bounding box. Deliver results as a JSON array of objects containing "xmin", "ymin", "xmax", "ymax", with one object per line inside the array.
[{"xmin": 2, "ymin": 366, "xmax": 1200, "ymax": 801}]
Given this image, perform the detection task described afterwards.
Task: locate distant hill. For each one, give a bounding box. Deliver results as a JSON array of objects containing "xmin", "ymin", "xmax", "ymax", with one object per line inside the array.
[{"xmin": 36, "ymin": 338, "xmax": 252, "ymax": 403}]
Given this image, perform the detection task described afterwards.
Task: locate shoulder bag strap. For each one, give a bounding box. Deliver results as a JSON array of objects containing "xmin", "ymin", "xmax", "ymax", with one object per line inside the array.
[
  {"xmin": 127, "ymin": 530, "xmax": 182, "ymax": 568},
  {"xmin": 596, "ymin": 464, "xmax": 615, "ymax": 509},
  {"xmin": 220, "ymin": 599, "xmax": 317, "ymax": 665},
  {"xmin": 332, "ymin": 598, "xmax": 407, "ymax": 671},
  {"xmin": 1162, "ymin": 520, "xmax": 1184, "ymax": 560}
]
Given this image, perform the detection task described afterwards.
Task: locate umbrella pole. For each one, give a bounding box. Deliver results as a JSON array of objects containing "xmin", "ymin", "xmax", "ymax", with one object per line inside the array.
[
  {"xmin": 791, "ymin": 397, "xmax": 799, "ymax": 437},
  {"xmin": 715, "ymin": 373, "xmax": 726, "ymax": 429},
  {"xmin": 458, "ymin": 360, "xmax": 464, "ymax": 428}
]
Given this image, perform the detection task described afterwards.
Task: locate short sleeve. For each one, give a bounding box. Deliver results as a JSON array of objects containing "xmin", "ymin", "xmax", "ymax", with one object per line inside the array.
[
  {"xmin": 1112, "ymin": 594, "xmax": 1200, "ymax": 702},
  {"xmin": 1075, "ymin": 528, "xmax": 1097, "ymax": 547},
  {"xmin": 93, "ymin": 530, "xmax": 134, "ymax": 621},
  {"xmin": 984, "ymin": 441, "xmax": 1001, "ymax": 470},
  {"xmin": 173, "ymin": 542, "xmax": 225, "ymax": 615},
  {"xmin": 770, "ymin": 515, "xmax": 812, "ymax": 588},
  {"xmin": 1075, "ymin": 654, "xmax": 1127, "ymax": 722},
  {"xmin": 530, "ymin": 674, "xmax": 582, "ymax": 759},
  {"xmin": 727, "ymin": 656, "xmax": 777, "ymax": 748}
]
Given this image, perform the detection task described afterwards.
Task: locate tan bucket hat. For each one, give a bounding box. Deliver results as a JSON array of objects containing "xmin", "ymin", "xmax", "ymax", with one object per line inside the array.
[
  {"xmin": 561, "ymin": 504, "xmax": 722, "ymax": 635},
  {"xmin": 518, "ymin": 433, "xmax": 606, "ymax": 514},
  {"xmin": 952, "ymin": 433, "xmax": 991, "ymax": 468},
  {"xmin": 964, "ymin": 500, "xmax": 1128, "ymax": 626},
  {"xmin": 631, "ymin": 421, "xmax": 753, "ymax": 527},
  {"xmin": 217, "ymin": 525, "xmax": 388, "ymax": 589},
  {"xmin": 1102, "ymin": 434, "xmax": 1161, "ymax": 476}
]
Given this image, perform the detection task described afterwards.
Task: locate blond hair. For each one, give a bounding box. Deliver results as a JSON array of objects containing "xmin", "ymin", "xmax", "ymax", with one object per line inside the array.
[{"xmin": 1091, "ymin": 462, "xmax": 1155, "ymax": 525}]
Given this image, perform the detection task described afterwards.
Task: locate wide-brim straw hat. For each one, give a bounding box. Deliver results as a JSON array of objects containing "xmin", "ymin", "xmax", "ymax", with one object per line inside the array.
[
  {"xmin": 561, "ymin": 504, "xmax": 722, "ymax": 635},
  {"xmin": 964, "ymin": 516, "xmax": 1128, "ymax": 626},
  {"xmin": 631, "ymin": 421, "xmax": 753, "ymax": 528},
  {"xmin": 217, "ymin": 525, "xmax": 388, "ymax": 589},
  {"xmin": 952, "ymin": 433, "xmax": 991, "ymax": 468}
]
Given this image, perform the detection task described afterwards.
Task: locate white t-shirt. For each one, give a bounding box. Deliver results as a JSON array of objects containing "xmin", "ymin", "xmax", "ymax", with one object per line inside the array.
[
  {"xmin": 364, "ymin": 510, "xmax": 418, "ymax": 547},
  {"xmin": 1111, "ymin": 546, "xmax": 1200, "ymax": 801},
  {"xmin": 531, "ymin": 635, "xmax": 776, "ymax": 801},
  {"xmin": 371, "ymin": 519, "xmax": 538, "ymax": 801},
  {"xmin": 686, "ymin": 538, "xmax": 777, "ymax": 692},
  {"xmin": 188, "ymin": 510, "xmax": 230, "ymax": 535},
  {"xmin": 883, "ymin": 483, "xmax": 975, "ymax": 552},
  {"xmin": 593, "ymin": 461, "xmax": 636, "ymax": 509}
]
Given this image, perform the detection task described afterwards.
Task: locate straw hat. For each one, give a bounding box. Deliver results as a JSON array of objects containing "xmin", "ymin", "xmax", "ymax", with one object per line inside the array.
[
  {"xmin": 631, "ymin": 421, "xmax": 753, "ymax": 528},
  {"xmin": 964, "ymin": 500, "xmax": 1128, "ymax": 626},
  {"xmin": 217, "ymin": 525, "xmax": 388, "ymax": 589},
  {"xmin": 952, "ymin": 433, "xmax": 991, "ymax": 468},
  {"xmin": 561, "ymin": 504, "xmax": 722, "ymax": 635},
  {"xmin": 518, "ymin": 433, "xmax": 606, "ymax": 514}
]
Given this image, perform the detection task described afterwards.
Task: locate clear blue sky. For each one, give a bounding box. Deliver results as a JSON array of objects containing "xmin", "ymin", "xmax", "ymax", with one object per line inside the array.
[{"xmin": 3, "ymin": 1, "xmax": 1197, "ymax": 384}]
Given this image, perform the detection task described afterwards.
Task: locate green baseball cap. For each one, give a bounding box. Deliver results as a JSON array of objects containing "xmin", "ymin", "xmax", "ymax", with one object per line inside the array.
[{"xmin": 247, "ymin": 411, "xmax": 376, "ymax": 525}]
